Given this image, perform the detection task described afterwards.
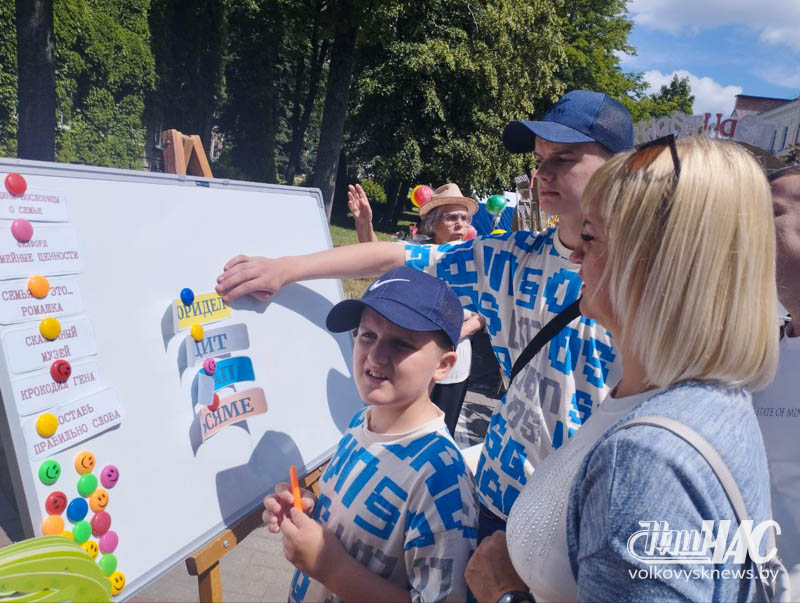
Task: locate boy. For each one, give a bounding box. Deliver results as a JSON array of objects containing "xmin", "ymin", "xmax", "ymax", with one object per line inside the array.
[{"xmin": 263, "ymin": 266, "xmax": 479, "ymax": 602}]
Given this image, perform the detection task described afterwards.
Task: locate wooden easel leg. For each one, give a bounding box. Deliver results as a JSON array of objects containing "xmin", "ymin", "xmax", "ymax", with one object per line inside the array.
[{"xmin": 198, "ymin": 561, "xmax": 222, "ymax": 603}]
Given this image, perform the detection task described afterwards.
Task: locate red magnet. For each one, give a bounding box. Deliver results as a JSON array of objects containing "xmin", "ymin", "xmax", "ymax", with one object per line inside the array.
[
  {"xmin": 11, "ymin": 219, "xmax": 33, "ymax": 243},
  {"xmin": 50, "ymin": 359, "xmax": 72, "ymax": 383},
  {"xmin": 208, "ymin": 393, "xmax": 220, "ymax": 412},
  {"xmin": 45, "ymin": 491, "xmax": 68, "ymax": 515},
  {"xmin": 4, "ymin": 173, "xmax": 27, "ymax": 196},
  {"xmin": 91, "ymin": 511, "xmax": 111, "ymax": 536}
]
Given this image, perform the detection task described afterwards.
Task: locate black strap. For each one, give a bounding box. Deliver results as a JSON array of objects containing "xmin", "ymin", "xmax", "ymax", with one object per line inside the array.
[{"xmin": 509, "ymin": 298, "xmax": 582, "ymax": 387}]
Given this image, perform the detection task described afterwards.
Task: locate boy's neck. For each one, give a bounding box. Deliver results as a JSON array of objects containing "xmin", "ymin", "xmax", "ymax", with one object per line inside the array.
[{"xmin": 367, "ymin": 396, "xmax": 442, "ymax": 435}]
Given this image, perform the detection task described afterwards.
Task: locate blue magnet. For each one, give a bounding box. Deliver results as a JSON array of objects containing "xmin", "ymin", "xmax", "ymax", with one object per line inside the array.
[
  {"xmin": 180, "ymin": 288, "xmax": 195, "ymax": 306},
  {"xmin": 66, "ymin": 497, "xmax": 88, "ymax": 523}
]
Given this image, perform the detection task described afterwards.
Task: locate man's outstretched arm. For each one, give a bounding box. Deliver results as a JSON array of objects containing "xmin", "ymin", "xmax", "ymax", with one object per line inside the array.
[{"xmin": 215, "ymin": 241, "xmax": 407, "ymax": 303}]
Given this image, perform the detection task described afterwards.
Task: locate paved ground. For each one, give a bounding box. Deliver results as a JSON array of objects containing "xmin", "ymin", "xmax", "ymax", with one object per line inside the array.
[{"xmin": 1, "ymin": 390, "xmax": 499, "ymax": 601}]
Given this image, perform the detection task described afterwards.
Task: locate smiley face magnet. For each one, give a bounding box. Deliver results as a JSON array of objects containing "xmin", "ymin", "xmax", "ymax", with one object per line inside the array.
[
  {"xmin": 89, "ymin": 488, "xmax": 109, "ymax": 513},
  {"xmin": 74, "ymin": 451, "xmax": 96, "ymax": 474},
  {"xmin": 38, "ymin": 460, "xmax": 61, "ymax": 485},
  {"xmin": 100, "ymin": 465, "xmax": 119, "ymax": 489}
]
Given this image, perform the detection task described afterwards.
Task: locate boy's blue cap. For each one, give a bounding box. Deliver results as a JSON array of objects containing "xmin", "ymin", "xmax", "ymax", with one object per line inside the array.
[
  {"xmin": 326, "ymin": 266, "xmax": 463, "ymax": 350},
  {"xmin": 503, "ymin": 90, "xmax": 634, "ymax": 154}
]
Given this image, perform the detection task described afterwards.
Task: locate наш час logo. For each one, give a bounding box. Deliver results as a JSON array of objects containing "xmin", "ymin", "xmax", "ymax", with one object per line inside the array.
[{"xmin": 627, "ymin": 520, "xmax": 781, "ymax": 565}]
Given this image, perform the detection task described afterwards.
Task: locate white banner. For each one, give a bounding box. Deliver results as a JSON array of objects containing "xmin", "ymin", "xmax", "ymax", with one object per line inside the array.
[
  {"xmin": 0, "ymin": 275, "xmax": 84, "ymax": 325},
  {"xmin": 11, "ymin": 357, "xmax": 105, "ymax": 417},
  {"xmin": 23, "ymin": 388, "xmax": 124, "ymax": 460},
  {"xmin": 2, "ymin": 316, "xmax": 97, "ymax": 374}
]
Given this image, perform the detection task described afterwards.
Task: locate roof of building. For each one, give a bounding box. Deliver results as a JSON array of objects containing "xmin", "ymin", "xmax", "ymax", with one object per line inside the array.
[{"xmin": 733, "ymin": 94, "xmax": 795, "ymax": 117}]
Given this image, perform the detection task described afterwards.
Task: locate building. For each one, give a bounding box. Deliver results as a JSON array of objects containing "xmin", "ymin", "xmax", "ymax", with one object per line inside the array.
[{"xmin": 732, "ymin": 94, "xmax": 800, "ymax": 157}]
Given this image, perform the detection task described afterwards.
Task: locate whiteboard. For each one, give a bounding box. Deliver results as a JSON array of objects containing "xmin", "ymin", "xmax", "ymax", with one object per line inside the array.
[{"xmin": 0, "ymin": 159, "xmax": 363, "ymax": 598}]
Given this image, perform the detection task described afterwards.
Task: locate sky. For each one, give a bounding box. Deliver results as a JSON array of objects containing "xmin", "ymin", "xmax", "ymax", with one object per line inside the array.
[{"xmin": 622, "ymin": 0, "xmax": 800, "ymax": 115}]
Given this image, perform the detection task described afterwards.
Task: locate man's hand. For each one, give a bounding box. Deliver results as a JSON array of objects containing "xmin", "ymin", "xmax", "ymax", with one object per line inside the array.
[
  {"xmin": 262, "ymin": 482, "xmax": 316, "ymax": 534},
  {"xmin": 216, "ymin": 255, "xmax": 288, "ymax": 303},
  {"xmin": 280, "ymin": 508, "xmax": 344, "ymax": 582},
  {"xmin": 465, "ymin": 531, "xmax": 528, "ymax": 602}
]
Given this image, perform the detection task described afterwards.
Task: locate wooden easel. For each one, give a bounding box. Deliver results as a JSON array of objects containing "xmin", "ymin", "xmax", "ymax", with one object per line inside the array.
[
  {"xmin": 160, "ymin": 129, "xmax": 214, "ymax": 178},
  {"xmin": 185, "ymin": 461, "xmax": 328, "ymax": 602}
]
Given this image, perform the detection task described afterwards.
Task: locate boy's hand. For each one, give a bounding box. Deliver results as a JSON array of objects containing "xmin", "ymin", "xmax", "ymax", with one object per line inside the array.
[
  {"xmin": 262, "ymin": 482, "xmax": 315, "ymax": 534},
  {"xmin": 280, "ymin": 508, "xmax": 343, "ymax": 582},
  {"xmin": 216, "ymin": 255, "xmax": 288, "ymax": 303}
]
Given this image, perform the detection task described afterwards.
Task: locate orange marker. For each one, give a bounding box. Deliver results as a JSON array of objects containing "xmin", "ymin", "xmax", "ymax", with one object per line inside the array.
[{"xmin": 290, "ymin": 465, "xmax": 303, "ymax": 512}]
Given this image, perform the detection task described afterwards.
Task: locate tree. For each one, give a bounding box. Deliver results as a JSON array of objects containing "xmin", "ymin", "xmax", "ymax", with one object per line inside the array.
[
  {"xmin": 556, "ymin": 0, "xmax": 641, "ymax": 100},
  {"xmin": 16, "ymin": 0, "xmax": 57, "ymax": 161},
  {"xmin": 311, "ymin": 0, "xmax": 358, "ymax": 220},
  {"xmin": 0, "ymin": 1, "xmax": 17, "ymax": 157},
  {"xmin": 147, "ymin": 0, "xmax": 229, "ymax": 159},
  {"xmin": 626, "ymin": 73, "xmax": 694, "ymax": 122},
  {"xmin": 345, "ymin": 0, "xmax": 566, "ymax": 228},
  {"xmin": 54, "ymin": 0, "xmax": 156, "ymax": 169}
]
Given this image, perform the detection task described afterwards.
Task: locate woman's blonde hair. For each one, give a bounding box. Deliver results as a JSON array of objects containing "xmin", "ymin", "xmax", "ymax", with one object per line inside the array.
[{"xmin": 582, "ymin": 136, "xmax": 778, "ymax": 390}]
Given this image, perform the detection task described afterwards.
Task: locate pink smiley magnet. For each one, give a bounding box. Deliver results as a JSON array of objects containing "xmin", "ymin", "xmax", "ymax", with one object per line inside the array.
[
  {"xmin": 100, "ymin": 465, "xmax": 119, "ymax": 489},
  {"xmin": 11, "ymin": 219, "xmax": 33, "ymax": 243},
  {"xmin": 4, "ymin": 173, "xmax": 27, "ymax": 196},
  {"xmin": 203, "ymin": 358, "xmax": 216, "ymax": 375}
]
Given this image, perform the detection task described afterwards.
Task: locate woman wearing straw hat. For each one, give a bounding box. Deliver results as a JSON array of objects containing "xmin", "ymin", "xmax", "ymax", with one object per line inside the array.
[{"xmin": 348, "ymin": 182, "xmax": 485, "ymax": 436}]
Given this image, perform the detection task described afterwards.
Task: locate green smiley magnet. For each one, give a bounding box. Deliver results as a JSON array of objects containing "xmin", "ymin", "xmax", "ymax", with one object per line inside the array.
[{"xmin": 38, "ymin": 460, "xmax": 61, "ymax": 485}]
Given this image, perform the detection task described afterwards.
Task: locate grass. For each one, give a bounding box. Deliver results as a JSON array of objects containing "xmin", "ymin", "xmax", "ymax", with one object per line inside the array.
[{"xmin": 329, "ymin": 210, "xmax": 417, "ymax": 298}]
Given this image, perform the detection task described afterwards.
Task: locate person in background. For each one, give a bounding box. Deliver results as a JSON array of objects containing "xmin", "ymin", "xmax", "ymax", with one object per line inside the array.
[
  {"xmin": 264, "ymin": 267, "xmax": 478, "ymax": 602},
  {"xmin": 466, "ymin": 136, "xmax": 778, "ymax": 601},
  {"xmin": 347, "ymin": 182, "xmax": 485, "ymax": 436},
  {"xmin": 754, "ymin": 165, "xmax": 800, "ymax": 595}
]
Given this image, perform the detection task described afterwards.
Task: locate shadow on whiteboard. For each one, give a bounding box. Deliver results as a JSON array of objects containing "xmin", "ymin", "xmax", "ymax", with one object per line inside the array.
[
  {"xmin": 214, "ymin": 429, "xmax": 302, "ymax": 524},
  {"xmin": 326, "ymin": 368, "xmax": 364, "ymax": 433}
]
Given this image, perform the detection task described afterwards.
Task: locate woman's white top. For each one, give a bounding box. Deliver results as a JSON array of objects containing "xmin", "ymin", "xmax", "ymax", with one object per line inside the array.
[
  {"xmin": 438, "ymin": 309, "xmax": 472, "ymax": 384},
  {"xmin": 506, "ymin": 387, "xmax": 663, "ymax": 602}
]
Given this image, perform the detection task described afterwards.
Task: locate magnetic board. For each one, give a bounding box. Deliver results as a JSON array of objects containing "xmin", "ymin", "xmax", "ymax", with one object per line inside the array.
[{"xmin": 0, "ymin": 158, "xmax": 364, "ymax": 598}]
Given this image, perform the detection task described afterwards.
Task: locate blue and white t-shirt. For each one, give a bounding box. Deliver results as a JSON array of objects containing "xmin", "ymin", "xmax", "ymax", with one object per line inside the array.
[
  {"xmin": 289, "ymin": 408, "xmax": 478, "ymax": 602},
  {"xmin": 405, "ymin": 228, "xmax": 621, "ymax": 519}
]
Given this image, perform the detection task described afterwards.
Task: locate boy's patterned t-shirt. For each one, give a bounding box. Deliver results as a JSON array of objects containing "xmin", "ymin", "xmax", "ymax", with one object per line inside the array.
[
  {"xmin": 405, "ymin": 228, "xmax": 622, "ymax": 519},
  {"xmin": 289, "ymin": 408, "xmax": 478, "ymax": 602}
]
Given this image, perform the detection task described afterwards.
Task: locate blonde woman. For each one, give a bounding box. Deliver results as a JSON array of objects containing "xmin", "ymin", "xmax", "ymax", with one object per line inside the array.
[{"xmin": 466, "ymin": 136, "xmax": 779, "ymax": 602}]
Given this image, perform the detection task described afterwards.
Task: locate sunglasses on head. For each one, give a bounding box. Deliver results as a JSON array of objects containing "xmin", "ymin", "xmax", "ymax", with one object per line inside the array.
[{"xmin": 626, "ymin": 133, "xmax": 681, "ymax": 180}]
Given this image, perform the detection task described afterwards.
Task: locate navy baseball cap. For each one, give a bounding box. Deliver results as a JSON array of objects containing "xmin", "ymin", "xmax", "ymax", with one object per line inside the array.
[
  {"xmin": 326, "ymin": 266, "xmax": 463, "ymax": 350},
  {"xmin": 503, "ymin": 90, "xmax": 634, "ymax": 154}
]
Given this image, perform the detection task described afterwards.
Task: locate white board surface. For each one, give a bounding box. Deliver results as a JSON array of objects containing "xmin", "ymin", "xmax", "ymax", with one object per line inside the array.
[{"xmin": 0, "ymin": 159, "xmax": 363, "ymax": 598}]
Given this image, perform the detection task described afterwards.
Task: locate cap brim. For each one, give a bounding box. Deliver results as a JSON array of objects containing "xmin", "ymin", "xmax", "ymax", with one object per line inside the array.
[
  {"xmin": 326, "ymin": 298, "xmax": 445, "ymax": 337},
  {"xmin": 503, "ymin": 120, "xmax": 594, "ymax": 153},
  {"xmin": 418, "ymin": 197, "xmax": 478, "ymax": 217}
]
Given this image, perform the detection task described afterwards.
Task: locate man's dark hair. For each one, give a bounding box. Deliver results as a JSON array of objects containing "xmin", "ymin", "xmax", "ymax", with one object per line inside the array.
[{"xmin": 768, "ymin": 165, "xmax": 800, "ymax": 183}]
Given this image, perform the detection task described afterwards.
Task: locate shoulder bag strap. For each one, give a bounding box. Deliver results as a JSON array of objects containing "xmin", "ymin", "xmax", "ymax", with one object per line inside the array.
[{"xmin": 509, "ymin": 298, "xmax": 582, "ymax": 387}]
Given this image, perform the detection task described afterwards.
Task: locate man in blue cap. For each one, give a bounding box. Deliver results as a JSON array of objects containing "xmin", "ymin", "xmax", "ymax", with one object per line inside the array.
[{"xmin": 217, "ymin": 90, "xmax": 634, "ymax": 539}]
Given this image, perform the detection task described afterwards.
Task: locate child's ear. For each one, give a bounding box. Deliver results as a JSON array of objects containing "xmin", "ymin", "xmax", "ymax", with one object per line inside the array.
[{"xmin": 432, "ymin": 350, "xmax": 457, "ymax": 382}]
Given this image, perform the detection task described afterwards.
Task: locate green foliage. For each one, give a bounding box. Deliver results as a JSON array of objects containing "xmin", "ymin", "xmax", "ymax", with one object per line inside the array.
[
  {"xmin": 557, "ymin": 0, "xmax": 639, "ymax": 98},
  {"xmin": 347, "ymin": 0, "xmax": 566, "ymax": 197},
  {"xmin": 0, "ymin": 2, "xmax": 17, "ymax": 157},
  {"xmin": 784, "ymin": 144, "xmax": 800, "ymax": 166},
  {"xmin": 359, "ymin": 178, "xmax": 386, "ymax": 207},
  {"xmin": 148, "ymin": 0, "xmax": 228, "ymax": 151},
  {"xmin": 625, "ymin": 74, "xmax": 695, "ymax": 122},
  {"xmin": 54, "ymin": 0, "xmax": 155, "ymax": 168}
]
